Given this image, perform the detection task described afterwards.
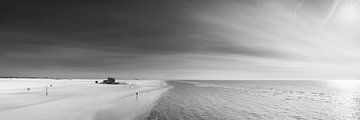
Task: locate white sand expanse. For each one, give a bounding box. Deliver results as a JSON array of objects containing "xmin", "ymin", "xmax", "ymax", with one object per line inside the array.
[{"xmin": 0, "ymin": 78, "xmax": 169, "ymax": 120}]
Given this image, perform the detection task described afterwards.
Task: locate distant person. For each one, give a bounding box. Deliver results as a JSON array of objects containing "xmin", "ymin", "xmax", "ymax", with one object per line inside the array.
[
  {"xmin": 136, "ymin": 92, "xmax": 139, "ymax": 99},
  {"xmin": 27, "ymin": 87, "xmax": 30, "ymax": 91}
]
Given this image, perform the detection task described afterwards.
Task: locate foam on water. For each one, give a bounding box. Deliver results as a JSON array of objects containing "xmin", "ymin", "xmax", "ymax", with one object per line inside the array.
[{"xmin": 146, "ymin": 80, "xmax": 360, "ymax": 120}]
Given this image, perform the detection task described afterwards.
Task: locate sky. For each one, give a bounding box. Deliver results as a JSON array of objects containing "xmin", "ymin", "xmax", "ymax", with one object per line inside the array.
[{"xmin": 1, "ymin": 0, "xmax": 360, "ymax": 80}]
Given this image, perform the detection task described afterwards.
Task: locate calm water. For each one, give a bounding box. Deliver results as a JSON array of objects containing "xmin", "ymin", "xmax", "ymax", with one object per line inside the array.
[{"xmin": 146, "ymin": 80, "xmax": 360, "ymax": 120}]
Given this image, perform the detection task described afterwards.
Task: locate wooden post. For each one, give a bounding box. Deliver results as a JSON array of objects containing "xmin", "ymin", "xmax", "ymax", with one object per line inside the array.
[{"xmin": 46, "ymin": 86, "xmax": 48, "ymax": 96}]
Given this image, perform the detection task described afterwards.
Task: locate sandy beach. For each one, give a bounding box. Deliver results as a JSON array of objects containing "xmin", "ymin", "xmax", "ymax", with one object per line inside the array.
[{"xmin": 0, "ymin": 78, "xmax": 168, "ymax": 120}]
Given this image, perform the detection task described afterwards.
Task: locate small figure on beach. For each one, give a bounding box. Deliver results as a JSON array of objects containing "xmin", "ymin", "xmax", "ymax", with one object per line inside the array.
[
  {"xmin": 27, "ymin": 87, "xmax": 30, "ymax": 91},
  {"xmin": 136, "ymin": 92, "xmax": 139, "ymax": 99}
]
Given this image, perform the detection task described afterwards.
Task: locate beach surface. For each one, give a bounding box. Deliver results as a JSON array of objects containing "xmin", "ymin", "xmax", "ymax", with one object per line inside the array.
[{"xmin": 0, "ymin": 78, "xmax": 168, "ymax": 120}]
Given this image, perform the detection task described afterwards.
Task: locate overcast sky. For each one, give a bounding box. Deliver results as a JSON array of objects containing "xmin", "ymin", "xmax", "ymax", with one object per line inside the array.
[{"xmin": 1, "ymin": 0, "xmax": 360, "ymax": 80}]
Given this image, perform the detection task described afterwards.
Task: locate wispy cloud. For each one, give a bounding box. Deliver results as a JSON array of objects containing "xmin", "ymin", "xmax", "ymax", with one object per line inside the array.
[{"xmin": 1, "ymin": 0, "xmax": 360, "ymax": 79}]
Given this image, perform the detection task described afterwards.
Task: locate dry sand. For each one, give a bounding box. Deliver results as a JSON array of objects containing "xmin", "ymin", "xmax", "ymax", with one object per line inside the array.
[{"xmin": 0, "ymin": 78, "xmax": 168, "ymax": 120}]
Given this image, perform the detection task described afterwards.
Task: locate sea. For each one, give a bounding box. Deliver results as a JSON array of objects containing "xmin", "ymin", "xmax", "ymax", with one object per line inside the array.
[{"xmin": 145, "ymin": 80, "xmax": 360, "ymax": 120}]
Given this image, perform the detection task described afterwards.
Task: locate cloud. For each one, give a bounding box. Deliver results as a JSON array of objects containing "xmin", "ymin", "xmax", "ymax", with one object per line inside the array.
[{"xmin": 1, "ymin": 0, "xmax": 360, "ymax": 79}]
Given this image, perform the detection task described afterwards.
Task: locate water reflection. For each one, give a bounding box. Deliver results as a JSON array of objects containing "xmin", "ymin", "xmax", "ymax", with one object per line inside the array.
[
  {"xmin": 326, "ymin": 80, "xmax": 360, "ymax": 119},
  {"xmin": 326, "ymin": 80, "xmax": 360, "ymax": 92}
]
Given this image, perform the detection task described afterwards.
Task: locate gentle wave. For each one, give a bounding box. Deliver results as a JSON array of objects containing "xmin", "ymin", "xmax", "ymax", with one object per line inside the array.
[{"xmin": 145, "ymin": 80, "xmax": 360, "ymax": 120}]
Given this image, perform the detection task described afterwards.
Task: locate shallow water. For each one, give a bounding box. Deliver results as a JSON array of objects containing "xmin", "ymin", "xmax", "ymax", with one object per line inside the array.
[{"xmin": 146, "ymin": 80, "xmax": 360, "ymax": 120}]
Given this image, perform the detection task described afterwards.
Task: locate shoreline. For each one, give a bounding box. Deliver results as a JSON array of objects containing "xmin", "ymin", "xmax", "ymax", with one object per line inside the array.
[
  {"xmin": 134, "ymin": 81, "xmax": 172, "ymax": 120},
  {"xmin": 0, "ymin": 78, "xmax": 169, "ymax": 120}
]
